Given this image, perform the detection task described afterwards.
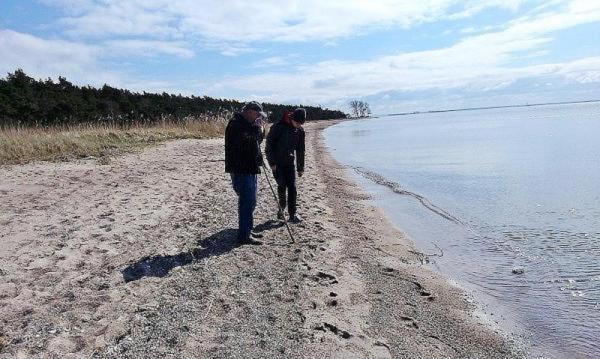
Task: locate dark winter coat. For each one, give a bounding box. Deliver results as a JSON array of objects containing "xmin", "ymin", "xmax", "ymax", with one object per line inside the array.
[
  {"xmin": 265, "ymin": 119, "xmax": 305, "ymax": 172},
  {"xmin": 225, "ymin": 113, "xmax": 264, "ymax": 174}
]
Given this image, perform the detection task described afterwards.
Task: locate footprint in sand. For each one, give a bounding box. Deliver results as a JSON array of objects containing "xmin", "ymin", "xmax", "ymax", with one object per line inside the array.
[
  {"xmin": 381, "ymin": 267, "xmax": 396, "ymax": 275},
  {"xmin": 408, "ymin": 279, "xmax": 435, "ymax": 301},
  {"xmin": 313, "ymin": 322, "xmax": 352, "ymax": 339},
  {"xmin": 420, "ymin": 290, "xmax": 434, "ymax": 301},
  {"xmin": 372, "ymin": 340, "xmax": 393, "ymax": 359},
  {"xmin": 400, "ymin": 316, "xmax": 419, "ymax": 329},
  {"xmin": 312, "ymin": 271, "xmax": 338, "ymax": 285}
]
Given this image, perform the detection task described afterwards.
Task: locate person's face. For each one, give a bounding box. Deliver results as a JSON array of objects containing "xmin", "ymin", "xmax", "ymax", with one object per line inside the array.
[
  {"xmin": 291, "ymin": 119, "xmax": 303, "ymax": 128},
  {"xmin": 244, "ymin": 109, "xmax": 261, "ymax": 122}
]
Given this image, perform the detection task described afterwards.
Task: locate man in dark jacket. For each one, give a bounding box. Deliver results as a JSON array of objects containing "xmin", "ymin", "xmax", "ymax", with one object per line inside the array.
[
  {"xmin": 265, "ymin": 108, "xmax": 306, "ymax": 223},
  {"xmin": 225, "ymin": 101, "xmax": 266, "ymax": 245}
]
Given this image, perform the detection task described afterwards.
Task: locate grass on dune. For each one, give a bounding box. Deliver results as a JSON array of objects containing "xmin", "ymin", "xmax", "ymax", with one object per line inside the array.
[{"xmin": 0, "ymin": 116, "xmax": 227, "ymax": 165}]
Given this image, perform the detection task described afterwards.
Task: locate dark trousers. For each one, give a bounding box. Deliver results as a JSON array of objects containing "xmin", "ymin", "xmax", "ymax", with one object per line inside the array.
[
  {"xmin": 230, "ymin": 173, "xmax": 257, "ymax": 241},
  {"xmin": 274, "ymin": 165, "xmax": 297, "ymax": 216}
]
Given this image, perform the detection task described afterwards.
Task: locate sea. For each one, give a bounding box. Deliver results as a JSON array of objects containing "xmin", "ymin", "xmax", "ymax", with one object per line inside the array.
[{"xmin": 323, "ymin": 102, "xmax": 600, "ymax": 358}]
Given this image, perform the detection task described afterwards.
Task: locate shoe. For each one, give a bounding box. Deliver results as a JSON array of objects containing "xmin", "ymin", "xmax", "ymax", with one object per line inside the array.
[
  {"xmin": 289, "ymin": 214, "xmax": 302, "ymax": 223},
  {"xmin": 250, "ymin": 230, "xmax": 263, "ymax": 239},
  {"xmin": 240, "ymin": 237, "xmax": 263, "ymax": 245},
  {"xmin": 277, "ymin": 209, "xmax": 285, "ymax": 220}
]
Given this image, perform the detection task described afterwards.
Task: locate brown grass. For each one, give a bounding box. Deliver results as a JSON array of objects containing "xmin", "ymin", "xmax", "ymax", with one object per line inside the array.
[{"xmin": 0, "ymin": 116, "xmax": 227, "ymax": 165}]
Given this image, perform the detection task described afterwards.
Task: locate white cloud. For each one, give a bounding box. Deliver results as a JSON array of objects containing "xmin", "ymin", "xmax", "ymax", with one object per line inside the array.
[
  {"xmin": 201, "ymin": 3, "xmax": 600, "ymax": 106},
  {"xmin": 201, "ymin": 41, "xmax": 254, "ymax": 57},
  {"xmin": 104, "ymin": 40, "xmax": 194, "ymax": 58},
  {"xmin": 3, "ymin": 0, "xmax": 600, "ymax": 113},
  {"xmin": 47, "ymin": 0, "xmax": 530, "ymax": 43},
  {"xmin": 558, "ymin": 57, "xmax": 600, "ymax": 83},
  {"xmin": 0, "ymin": 30, "xmax": 194, "ymax": 90},
  {"xmin": 38, "ymin": 0, "xmax": 96, "ymax": 14},
  {"xmin": 57, "ymin": 0, "xmax": 183, "ymax": 39},
  {"xmin": 0, "ymin": 29, "xmax": 118, "ymax": 85},
  {"xmin": 252, "ymin": 56, "xmax": 287, "ymax": 68},
  {"xmin": 250, "ymin": 55, "xmax": 298, "ymax": 68}
]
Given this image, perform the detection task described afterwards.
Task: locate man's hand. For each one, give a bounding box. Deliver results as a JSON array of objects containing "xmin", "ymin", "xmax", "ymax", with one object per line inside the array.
[{"xmin": 298, "ymin": 171, "xmax": 304, "ymax": 177}]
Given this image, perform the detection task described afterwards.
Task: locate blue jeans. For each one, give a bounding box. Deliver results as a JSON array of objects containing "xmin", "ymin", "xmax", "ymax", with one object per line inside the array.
[{"xmin": 230, "ymin": 173, "xmax": 257, "ymax": 241}]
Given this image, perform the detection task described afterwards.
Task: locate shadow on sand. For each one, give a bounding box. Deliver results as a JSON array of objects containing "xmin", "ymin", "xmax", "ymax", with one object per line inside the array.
[
  {"xmin": 253, "ymin": 219, "xmax": 284, "ymax": 232},
  {"xmin": 121, "ymin": 219, "xmax": 283, "ymax": 283},
  {"xmin": 121, "ymin": 228, "xmax": 239, "ymax": 283}
]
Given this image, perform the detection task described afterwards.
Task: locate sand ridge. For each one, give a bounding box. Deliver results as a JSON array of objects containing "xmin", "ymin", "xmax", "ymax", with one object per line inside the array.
[{"xmin": 0, "ymin": 122, "xmax": 524, "ymax": 358}]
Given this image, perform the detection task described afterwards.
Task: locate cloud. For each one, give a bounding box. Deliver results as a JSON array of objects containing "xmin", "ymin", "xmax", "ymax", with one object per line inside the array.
[
  {"xmin": 250, "ymin": 55, "xmax": 298, "ymax": 68},
  {"xmin": 201, "ymin": 41, "xmax": 254, "ymax": 57},
  {"xmin": 104, "ymin": 40, "xmax": 194, "ymax": 58},
  {"xmin": 201, "ymin": 3, "xmax": 600, "ymax": 106},
  {"xmin": 0, "ymin": 29, "xmax": 194, "ymax": 90},
  {"xmin": 0, "ymin": 29, "xmax": 118, "ymax": 85},
  {"xmin": 57, "ymin": 0, "xmax": 183, "ymax": 39},
  {"xmin": 34, "ymin": 1, "xmax": 548, "ymax": 59},
  {"xmin": 3, "ymin": 1, "xmax": 600, "ymax": 114},
  {"xmin": 46, "ymin": 0, "xmax": 530, "ymax": 43},
  {"xmin": 558, "ymin": 57, "xmax": 600, "ymax": 83}
]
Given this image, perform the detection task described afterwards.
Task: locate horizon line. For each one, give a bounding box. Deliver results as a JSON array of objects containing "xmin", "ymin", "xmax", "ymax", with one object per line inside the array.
[{"xmin": 381, "ymin": 99, "xmax": 600, "ymax": 117}]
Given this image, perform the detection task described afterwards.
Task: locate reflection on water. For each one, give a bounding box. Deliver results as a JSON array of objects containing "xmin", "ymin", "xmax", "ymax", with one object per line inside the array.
[
  {"xmin": 351, "ymin": 129, "xmax": 370, "ymax": 137},
  {"xmin": 324, "ymin": 102, "xmax": 600, "ymax": 358}
]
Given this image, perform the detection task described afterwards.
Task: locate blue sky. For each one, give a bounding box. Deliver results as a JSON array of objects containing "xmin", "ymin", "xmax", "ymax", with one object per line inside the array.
[{"xmin": 1, "ymin": 0, "xmax": 600, "ymax": 115}]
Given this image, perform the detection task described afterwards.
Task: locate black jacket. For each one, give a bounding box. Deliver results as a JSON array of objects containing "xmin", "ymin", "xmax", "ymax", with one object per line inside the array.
[
  {"xmin": 225, "ymin": 113, "xmax": 264, "ymax": 174},
  {"xmin": 265, "ymin": 120, "xmax": 305, "ymax": 172}
]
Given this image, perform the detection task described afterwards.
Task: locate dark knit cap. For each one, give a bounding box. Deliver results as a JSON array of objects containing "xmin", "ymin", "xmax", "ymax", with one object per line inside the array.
[
  {"xmin": 242, "ymin": 101, "xmax": 263, "ymax": 112},
  {"xmin": 293, "ymin": 108, "xmax": 306, "ymax": 123}
]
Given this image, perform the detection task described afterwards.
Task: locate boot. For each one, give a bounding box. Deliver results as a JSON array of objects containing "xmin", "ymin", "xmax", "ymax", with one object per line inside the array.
[{"xmin": 289, "ymin": 213, "xmax": 302, "ymax": 223}]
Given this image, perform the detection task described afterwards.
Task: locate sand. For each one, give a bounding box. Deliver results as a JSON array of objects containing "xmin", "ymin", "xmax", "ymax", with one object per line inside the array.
[{"xmin": 0, "ymin": 120, "xmax": 524, "ymax": 358}]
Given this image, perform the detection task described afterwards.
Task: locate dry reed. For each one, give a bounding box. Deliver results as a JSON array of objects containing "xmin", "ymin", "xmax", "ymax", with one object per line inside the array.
[{"xmin": 0, "ymin": 115, "xmax": 227, "ymax": 165}]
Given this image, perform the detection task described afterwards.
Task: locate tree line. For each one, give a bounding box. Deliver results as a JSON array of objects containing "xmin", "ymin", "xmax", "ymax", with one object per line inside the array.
[{"xmin": 0, "ymin": 69, "xmax": 346, "ymax": 128}]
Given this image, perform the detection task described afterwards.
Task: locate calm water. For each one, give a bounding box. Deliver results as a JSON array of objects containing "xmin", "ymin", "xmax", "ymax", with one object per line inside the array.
[{"xmin": 324, "ymin": 102, "xmax": 600, "ymax": 358}]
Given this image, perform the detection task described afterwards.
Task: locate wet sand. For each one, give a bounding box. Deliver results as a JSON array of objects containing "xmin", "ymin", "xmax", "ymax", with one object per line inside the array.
[{"xmin": 0, "ymin": 120, "xmax": 524, "ymax": 358}]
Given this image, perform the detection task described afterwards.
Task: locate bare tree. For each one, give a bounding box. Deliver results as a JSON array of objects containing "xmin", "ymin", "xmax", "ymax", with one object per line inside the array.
[
  {"xmin": 348, "ymin": 100, "xmax": 371, "ymax": 118},
  {"xmin": 348, "ymin": 100, "xmax": 359, "ymax": 117},
  {"xmin": 363, "ymin": 102, "xmax": 371, "ymax": 117}
]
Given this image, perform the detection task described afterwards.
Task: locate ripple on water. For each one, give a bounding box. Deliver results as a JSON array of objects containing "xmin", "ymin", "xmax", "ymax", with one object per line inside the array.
[{"xmin": 455, "ymin": 223, "xmax": 600, "ymax": 357}]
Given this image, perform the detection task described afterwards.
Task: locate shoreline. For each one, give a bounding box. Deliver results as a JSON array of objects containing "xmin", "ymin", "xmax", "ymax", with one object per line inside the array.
[
  {"xmin": 0, "ymin": 120, "xmax": 523, "ymax": 357},
  {"xmin": 309, "ymin": 120, "xmax": 524, "ymax": 357}
]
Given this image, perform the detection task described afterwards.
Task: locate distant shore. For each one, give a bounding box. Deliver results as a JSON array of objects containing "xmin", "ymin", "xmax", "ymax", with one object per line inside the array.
[
  {"xmin": 386, "ymin": 98, "xmax": 600, "ymax": 117},
  {"xmin": 0, "ymin": 120, "xmax": 523, "ymax": 357}
]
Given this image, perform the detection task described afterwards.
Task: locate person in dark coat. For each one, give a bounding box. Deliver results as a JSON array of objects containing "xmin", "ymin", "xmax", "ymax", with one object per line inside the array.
[
  {"xmin": 265, "ymin": 108, "xmax": 306, "ymax": 223},
  {"xmin": 225, "ymin": 101, "xmax": 266, "ymax": 245}
]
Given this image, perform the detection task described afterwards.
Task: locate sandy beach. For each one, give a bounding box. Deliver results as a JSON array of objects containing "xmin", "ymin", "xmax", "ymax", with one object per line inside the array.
[{"xmin": 0, "ymin": 120, "xmax": 523, "ymax": 358}]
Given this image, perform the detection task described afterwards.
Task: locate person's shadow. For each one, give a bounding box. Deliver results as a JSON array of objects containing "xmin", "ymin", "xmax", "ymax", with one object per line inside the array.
[
  {"xmin": 121, "ymin": 228, "xmax": 239, "ymax": 283},
  {"xmin": 253, "ymin": 219, "xmax": 283, "ymax": 232}
]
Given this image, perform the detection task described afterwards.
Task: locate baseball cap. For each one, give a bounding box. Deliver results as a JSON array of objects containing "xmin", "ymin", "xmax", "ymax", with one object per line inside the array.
[{"xmin": 243, "ymin": 101, "xmax": 267, "ymax": 118}]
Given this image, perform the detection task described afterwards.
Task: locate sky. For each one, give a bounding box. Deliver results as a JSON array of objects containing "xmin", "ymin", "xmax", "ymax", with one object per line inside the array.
[{"xmin": 1, "ymin": 0, "xmax": 600, "ymax": 115}]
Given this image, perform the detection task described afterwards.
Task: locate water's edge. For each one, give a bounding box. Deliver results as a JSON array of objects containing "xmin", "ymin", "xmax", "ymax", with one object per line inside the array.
[{"xmin": 322, "ymin": 122, "xmax": 532, "ymax": 355}]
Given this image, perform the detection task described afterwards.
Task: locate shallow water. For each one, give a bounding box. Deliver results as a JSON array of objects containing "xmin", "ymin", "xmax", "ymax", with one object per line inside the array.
[{"xmin": 324, "ymin": 102, "xmax": 600, "ymax": 358}]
